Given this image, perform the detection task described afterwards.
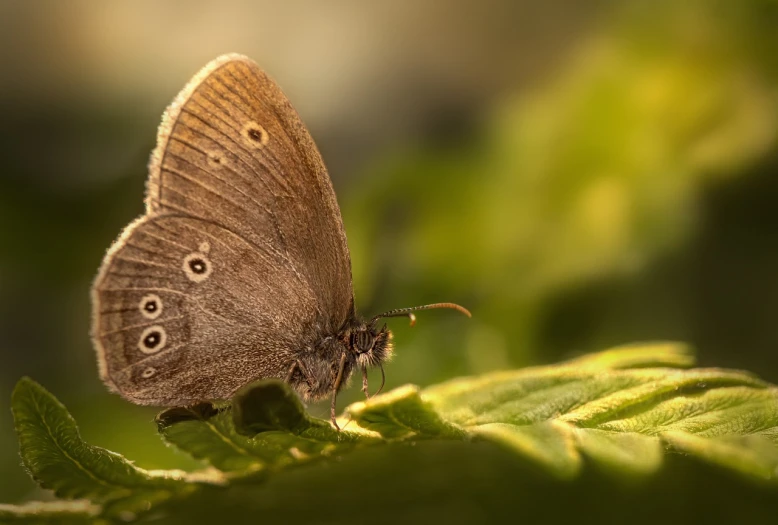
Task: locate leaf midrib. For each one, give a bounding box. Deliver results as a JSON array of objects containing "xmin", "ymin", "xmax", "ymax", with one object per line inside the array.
[
  {"xmin": 28, "ymin": 387, "xmax": 131, "ymax": 497},
  {"xmin": 200, "ymin": 417, "xmax": 261, "ymax": 463}
]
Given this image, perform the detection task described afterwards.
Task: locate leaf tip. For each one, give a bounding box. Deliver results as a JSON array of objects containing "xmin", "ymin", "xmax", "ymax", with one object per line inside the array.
[
  {"xmin": 12, "ymin": 376, "xmax": 38, "ymax": 398},
  {"xmin": 11, "ymin": 376, "xmax": 52, "ymax": 422}
]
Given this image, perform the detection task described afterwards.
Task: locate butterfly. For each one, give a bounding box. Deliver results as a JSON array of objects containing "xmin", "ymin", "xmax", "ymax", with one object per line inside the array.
[{"xmin": 91, "ymin": 54, "xmax": 469, "ymax": 428}]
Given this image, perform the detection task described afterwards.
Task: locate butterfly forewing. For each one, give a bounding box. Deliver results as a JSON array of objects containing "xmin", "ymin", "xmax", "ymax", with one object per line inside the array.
[
  {"xmin": 147, "ymin": 55, "xmax": 352, "ymax": 324},
  {"xmin": 92, "ymin": 55, "xmax": 354, "ymax": 405}
]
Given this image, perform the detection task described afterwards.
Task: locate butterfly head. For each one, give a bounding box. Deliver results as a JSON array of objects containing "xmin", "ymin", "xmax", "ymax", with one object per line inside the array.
[
  {"xmin": 349, "ymin": 323, "xmax": 393, "ymax": 369},
  {"xmin": 347, "ymin": 302, "xmax": 472, "ymax": 371}
]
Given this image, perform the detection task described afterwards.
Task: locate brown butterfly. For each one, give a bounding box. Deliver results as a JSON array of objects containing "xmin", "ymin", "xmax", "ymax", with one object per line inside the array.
[{"xmin": 91, "ymin": 54, "xmax": 470, "ymax": 428}]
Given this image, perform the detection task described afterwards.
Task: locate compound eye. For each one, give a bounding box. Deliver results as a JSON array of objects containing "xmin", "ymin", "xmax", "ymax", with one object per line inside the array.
[{"xmin": 355, "ymin": 330, "xmax": 374, "ymax": 353}]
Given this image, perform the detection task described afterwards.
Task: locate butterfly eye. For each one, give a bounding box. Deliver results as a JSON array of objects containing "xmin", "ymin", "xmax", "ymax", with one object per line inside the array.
[
  {"xmin": 353, "ymin": 330, "xmax": 374, "ymax": 353},
  {"xmin": 138, "ymin": 325, "xmax": 167, "ymax": 354},
  {"xmin": 139, "ymin": 294, "xmax": 163, "ymax": 320}
]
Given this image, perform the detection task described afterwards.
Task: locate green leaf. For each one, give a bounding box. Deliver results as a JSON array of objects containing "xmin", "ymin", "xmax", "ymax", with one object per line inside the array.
[
  {"xmin": 572, "ymin": 428, "xmax": 662, "ymax": 475},
  {"xmin": 346, "ymin": 385, "xmax": 465, "ymax": 439},
  {"xmin": 564, "ymin": 341, "xmax": 696, "ymax": 369},
  {"xmin": 347, "ymin": 343, "xmax": 778, "ymax": 481},
  {"xmin": 156, "ymin": 403, "xmax": 266, "ymax": 475},
  {"xmin": 232, "ymin": 379, "xmax": 337, "ymax": 438},
  {"xmin": 10, "ymin": 378, "xmax": 210, "ymax": 518},
  {"xmin": 469, "ymin": 421, "xmax": 581, "ymax": 478},
  {"xmin": 7, "ymin": 343, "xmax": 778, "ymax": 524},
  {"xmin": 662, "ymin": 431, "xmax": 778, "ymax": 481},
  {"xmin": 156, "ymin": 342, "xmax": 778, "ymax": 484},
  {"xmin": 157, "ymin": 380, "xmax": 375, "ymax": 476}
]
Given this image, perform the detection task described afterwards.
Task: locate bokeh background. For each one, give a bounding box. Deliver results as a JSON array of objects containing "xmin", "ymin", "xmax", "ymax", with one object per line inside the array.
[{"xmin": 1, "ymin": 0, "xmax": 778, "ymax": 510}]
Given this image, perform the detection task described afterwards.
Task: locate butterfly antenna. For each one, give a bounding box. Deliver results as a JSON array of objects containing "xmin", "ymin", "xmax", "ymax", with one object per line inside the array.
[{"xmin": 370, "ymin": 302, "xmax": 471, "ymax": 327}]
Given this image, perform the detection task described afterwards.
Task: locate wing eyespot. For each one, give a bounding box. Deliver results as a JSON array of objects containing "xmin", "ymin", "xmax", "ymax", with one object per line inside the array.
[
  {"xmin": 206, "ymin": 150, "xmax": 227, "ymax": 168},
  {"xmin": 139, "ymin": 293, "xmax": 163, "ymax": 320},
  {"xmin": 242, "ymin": 121, "xmax": 269, "ymax": 147},
  {"xmin": 138, "ymin": 325, "xmax": 167, "ymax": 354},
  {"xmin": 183, "ymin": 251, "xmax": 212, "ymax": 282}
]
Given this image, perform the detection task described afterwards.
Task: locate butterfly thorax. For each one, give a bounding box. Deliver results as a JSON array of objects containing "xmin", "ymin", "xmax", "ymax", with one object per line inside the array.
[{"xmin": 288, "ymin": 318, "xmax": 393, "ymax": 401}]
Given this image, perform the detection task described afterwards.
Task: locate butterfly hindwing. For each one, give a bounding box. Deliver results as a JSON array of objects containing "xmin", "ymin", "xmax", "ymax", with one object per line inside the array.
[{"xmin": 93, "ymin": 215, "xmax": 316, "ymax": 404}]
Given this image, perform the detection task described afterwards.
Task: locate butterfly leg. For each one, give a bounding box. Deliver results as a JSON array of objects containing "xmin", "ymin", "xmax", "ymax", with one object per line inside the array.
[
  {"xmin": 284, "ymin": 361, "xmax": 298, "ymax": 383},
  {"xmin": 285, "ymin": 359, "xmax": 316, "ymax": 391},
  {"xmin": 330, "ymin": 352, "xmax": 348, "ymax": 430},
  {"xmin": 361, "ymin": 366, "xmax": 370, "ymax": 399},
  {"xmin": 329, "ymin": 398, "xmax": 340, "ymax": 431}
]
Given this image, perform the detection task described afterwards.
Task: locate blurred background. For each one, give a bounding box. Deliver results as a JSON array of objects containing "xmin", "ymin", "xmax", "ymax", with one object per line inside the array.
[{"xmin": 1, "ymin": 0, "xmax": 778, "ymax": 508}]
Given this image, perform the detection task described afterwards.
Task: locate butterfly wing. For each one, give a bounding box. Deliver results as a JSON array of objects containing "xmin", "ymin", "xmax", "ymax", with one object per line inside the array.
[
  {"xmin": 94, "ymin": 215, "xmax": 316, "ymax": 404},
  {"xmin": 147, "ymin": 54, "xmax": 352, "ymax": 325},
  {"xmin": 92, "ymin": 55, "xmax": 353, "ymax": 404}
]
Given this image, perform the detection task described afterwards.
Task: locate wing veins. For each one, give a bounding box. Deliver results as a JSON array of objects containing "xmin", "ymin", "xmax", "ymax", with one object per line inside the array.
[
  {"xmin": 150, "ymin": 195, "xmax": 300, "ymax": 275},
  {"xmin": 179, "ymin": 105, "xmax": 287, "ymax": 199},
  {"xmin": 201, "ymin": 76, "xmax": 294, "ymax": 195},
  {"xmin": 106, "ymin": 270, "xmax": 174, "ymax": 280},
  {"xmin": 123, "ymin": 239, "xmax": 179, "ymax": 261},
  {"xmin": 99, "ymin": 315, "xmax": 185, "ymax": 336},
  {"xmin": 223, "ymin": 66, "xmax": 309, "ymax": 192},
  {"xmin": 116, "ymin": 342, "xmax": 188, "ymax": 374},
  {"xmin": 100, "ymin": 287, "xmax": 189, "ymax": 296},
  {"xmin": 112, "ymin": 255, "xmax": 178, "ymax": 270},
  {"xmin": 174, "ymin": 109, "xmax": 296, "ymax": 261},
  {"xmin": 161, "ymin": 161, "xmax": 271, "ymax": 221},
  {"xmin": 99, "ymin": 307, "xmax": 137, "ymax": 315},
  {"xmin": 164, "ymin": 144, "xmax": 276, "ymax": 220}
]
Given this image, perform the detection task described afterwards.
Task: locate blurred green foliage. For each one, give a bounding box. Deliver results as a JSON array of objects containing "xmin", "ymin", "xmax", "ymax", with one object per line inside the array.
[{"xmin": 345, "ymin": 1, "xmax": 778, "ymax": 383}]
